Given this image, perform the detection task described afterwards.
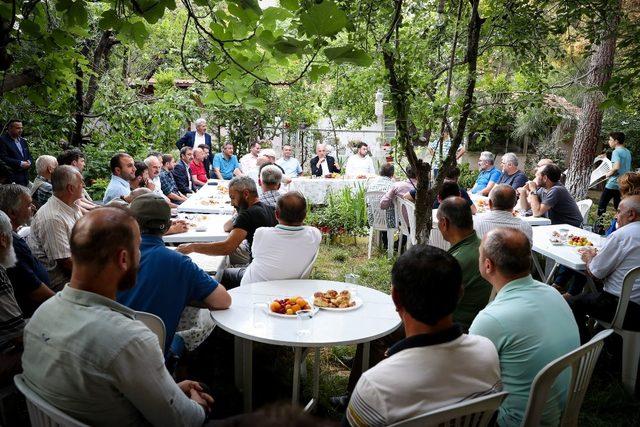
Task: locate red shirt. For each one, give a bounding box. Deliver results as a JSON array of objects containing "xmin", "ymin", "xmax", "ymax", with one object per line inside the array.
[{"xmin": 189, "ymin": 160, "xmax": 207, "ymax": 183}]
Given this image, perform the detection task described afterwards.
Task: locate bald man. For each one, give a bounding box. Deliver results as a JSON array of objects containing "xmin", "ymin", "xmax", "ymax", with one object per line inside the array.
[
  {"xmin": 310, "ymin": 143, "xmax": 340, "ymax": 177},
  {"xmin": 474, "ymin": 184, "xmax": 532, "ymax": 242},
  {"xmin": 21, "ymin": 207, "xmax": 213, "ymax": 425},
  {"xmin": 189, "ymin": 147, "xmax": 207, "ymax": 189}
]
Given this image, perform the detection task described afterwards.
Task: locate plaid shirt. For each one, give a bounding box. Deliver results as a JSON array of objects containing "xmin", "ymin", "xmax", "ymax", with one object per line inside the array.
[
  {"xmin": 159, "ymin": 170, "xmax": 178, "ymax": 196},
  {"xmin": 259, "ymin": 190, "xmax": 281, "ymax": 208}
]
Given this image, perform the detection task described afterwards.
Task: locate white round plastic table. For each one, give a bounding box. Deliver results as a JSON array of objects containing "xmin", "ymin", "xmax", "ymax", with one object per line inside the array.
[{"xmin": 209, "ymin": 279, "xmax": 401, "ymax": 412}]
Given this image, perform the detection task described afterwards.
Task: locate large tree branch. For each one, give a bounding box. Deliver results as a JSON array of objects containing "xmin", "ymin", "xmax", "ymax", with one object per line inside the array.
[{"xmin": 0, "ymin": 71, "xmax": 40, "ymax": 94}]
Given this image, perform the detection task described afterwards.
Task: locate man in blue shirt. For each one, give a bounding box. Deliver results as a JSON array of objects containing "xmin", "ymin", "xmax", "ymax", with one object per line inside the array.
[
  {"xmin": 597, "ymin": 131, "xmax": 633, "ymax": 216},
  {"xmin": 470, "ymin": 228, "xmax": 579, "ymax": 426},
  {"xmin": 470, "ymin": 151, "xmax": 501, "ymax": 195},
  {"xmin": 103, "ymin": 153, "xmax": 136, "ymax": 203},
  {"xmin": 117, "ymin": 193, "xmax": 231, "ymax": 355},
  {"xmin": 276, "ymin": 144, "xmax": 303, "ymax": 178},
  {"xmin": 213, "ymin": 143, "xmax": 242, "ymax": 180}
]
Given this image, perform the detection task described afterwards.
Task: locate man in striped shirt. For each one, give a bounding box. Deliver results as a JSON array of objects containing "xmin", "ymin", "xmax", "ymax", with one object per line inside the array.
[
  {"xmin": 28, "ymin": 166, "xmax": 83, "ymax": 291},
  {"xmin": 474, "ymin": 184, "xmax": 533, "ymax": 242},
  {"xmin": 0, "ymin": 210, "xmax": 25, "ymax": 385}
]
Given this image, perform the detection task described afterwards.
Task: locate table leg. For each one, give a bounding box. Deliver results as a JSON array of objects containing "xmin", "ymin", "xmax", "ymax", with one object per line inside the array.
[
  {"xmin": 234, "ymin": 336, "xmax": 243, "ymax": 390},
  {"xmin": 312, "ymin": 348, "xmax": 320, "ymax": 406},
  {"xmin": 242, "ymin": 339, "xmax": 253, "ymax": 412},
  {"xmin": 292, "ymin": 347, "xmax": 302, "ymax": 405},
  {"xmin": 532, "ymin": 253, "xmax": 545, "ymax": 281},
  {"xmin": 362, "ymin": 342, "xmax": 371, "ymax": 372},
  {"xmin": 544, "ymin": 262, "xmax": 559, "ymax": 284}
]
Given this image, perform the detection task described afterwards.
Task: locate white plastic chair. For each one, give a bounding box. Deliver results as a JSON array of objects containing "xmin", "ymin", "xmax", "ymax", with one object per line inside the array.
[
  {"xmin": 135, "ymin": 311, "xmax": 166, "ymax": 354},
  {"xmin": 299, "ymin": 248, "xmax": 320, "ymax": 279},
  {"xmin": 388, "ymin": 391, "xmax": 508, "ymax": 427},
  {"xmin": 366, "ymin": 190, "xmax": 396, "ymax": 259},
  {"xmin": 522, "ymin": 329, "xmax": 613, "ymax": 427},
  {"xmin": 576, "ymin": 199, "xmax": 593, "ymax": 226},
  {"xmin": 594, "ymin": 266, "xmax": 640, "ymax": 394},
  {"xmin": 589, "ymin": 157, "xmax": 612, "ymax": 188},
  {"xmin": 394, "ymin": 197, "xmax": 417, "ymax": 256},
  {"xmin": 14, "ymin": 374, "xmax": 89, "ymax": 427}
]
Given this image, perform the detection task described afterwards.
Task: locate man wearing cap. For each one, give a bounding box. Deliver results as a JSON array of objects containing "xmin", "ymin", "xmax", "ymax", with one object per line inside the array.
[{"xmin": 117, "ymin": 194, "xmax": 231, "ymax": 356}]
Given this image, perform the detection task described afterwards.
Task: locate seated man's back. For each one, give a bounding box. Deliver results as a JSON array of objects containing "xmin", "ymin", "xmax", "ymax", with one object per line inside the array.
[
  {"xmin": 241, "ymin": 225, "xmax": 322, "ymax": 285},
  {"xmin": 470, "ymin": 228, "xmax": 579, "ymax": 426},
  {"xmin": 23, "ymin": 286, "xmax": 204, "ymax": 427}
]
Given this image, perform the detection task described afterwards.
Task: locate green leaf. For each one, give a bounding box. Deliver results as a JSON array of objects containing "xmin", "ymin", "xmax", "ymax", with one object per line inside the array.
[
  {"xmin": 243, "ymin": 96, "xmax": 266, "ymax": 112},
  {"xmin": 19, "ymin": 19, "xmax": 41, "ymax": 37},
  {"xmin": 279, "ymin": 0, "xmax": 298, "ymax": 11},
  {"xmin": 308, "ymin": 64, "xmax": 329, "ymax": 82},
  {"xmin": 204, "ymin": 63, "xmax": 222, "ymax": 79},
  {"xmin": 324, "ymin": 45, "xmax": 372, "ymax": 66},
  {"xmin": 300, "ymin": 0, "xmax": 347, "ymax": 37},
  {"xmin": 273, "ymin": 36, "xmax": 308, "ymax": 54},
  {"xmin": 51, "ymin": 29, "xmax": 75, "ymax": 47},
  {"xmin": 261, "ymin": 7, "xmax": 292, "ymax": 27},
  {"xmin": 98, "ymin": 10, "xmax": 120, "ymax": 30},
  {"xmin": 120, "ymin": 21, "xmax": 150, "ymax": 48},
  {"xmin": 230, "ymin": 0, "xmax": 263, "ymax": 16},
  {"xmin": 210, "ymin": 22, "xmax": 229, "ymax": 40},
  {"xmin": 27, "ymin": 89, "xmax": 45, "ymax": 106}
]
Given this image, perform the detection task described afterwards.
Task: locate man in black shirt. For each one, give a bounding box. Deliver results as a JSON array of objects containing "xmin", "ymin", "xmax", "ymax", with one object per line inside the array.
[{"xmin": 177, "ymin": 176, "xmax": 276, "ymax": 266}]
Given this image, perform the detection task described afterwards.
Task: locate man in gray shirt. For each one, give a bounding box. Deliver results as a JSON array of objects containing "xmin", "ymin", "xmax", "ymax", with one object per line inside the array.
[{"xmin": 21, "ymin": 207, "xmax": 213, "ymax": 426}]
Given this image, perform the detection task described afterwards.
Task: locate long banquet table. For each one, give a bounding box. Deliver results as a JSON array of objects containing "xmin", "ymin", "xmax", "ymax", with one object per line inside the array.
[
  {"xmin": 177, "ymin": 180, "xmax": 234, "ymax": 214},
  {"xmin": 285, "ymin": 176, "xmax": 370, "ymax": 204}
]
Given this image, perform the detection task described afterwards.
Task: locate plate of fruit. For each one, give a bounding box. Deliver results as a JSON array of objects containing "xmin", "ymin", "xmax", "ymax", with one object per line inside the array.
[
  {"xmin": 567, "ymin": 235, "xmax": 594, "ymax": 247},
  {"xmin": 268, "ymin": 296, "xmax": 318, "ymax": 318},
  {"xmin": 312, "ymin": 290, "xmax": 362, "ymax": 311}
]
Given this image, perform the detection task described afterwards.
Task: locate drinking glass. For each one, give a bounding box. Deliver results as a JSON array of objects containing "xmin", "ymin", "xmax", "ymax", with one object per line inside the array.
[
  {"xmin": 344, "ymin": 273, "xmax": 360, "ymax": 298},
  {"xmin": 253, "ymin": 302, "xmax": 267, "ymax": 329},
  {"xmin": 296, "ymin": 309, "xmax": 314, "ymax": 337}
]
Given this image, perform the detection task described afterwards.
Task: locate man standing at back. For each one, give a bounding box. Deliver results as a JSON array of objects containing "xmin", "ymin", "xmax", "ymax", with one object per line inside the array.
[
  {"xmin": 21, "ymin": 207, "xmax": 213, "ymax": 426},
  {"xmin": 470, "ymin": 228, "xmax": 579, "ymax": 426},
  {"xmin": 597, "ymin": 131, "xmax": 632, "ymax": 216},
  {"xmin": 437, "ymin": 197, "xmax": 492, "ymax": 330},
  {"xmin": 0, "ymin": 119, "xmax": 32, "ymax": 186},
  {"xmin": 176, "ymin": 118, "xmax": 213, "ymax": 154}
]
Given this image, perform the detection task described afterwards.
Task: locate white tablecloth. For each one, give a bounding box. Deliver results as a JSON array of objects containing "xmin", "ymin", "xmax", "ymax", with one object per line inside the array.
[
  {"xmin": 163, "ymin": 214, "xmax": 232, "ymax": 243},
  {"xmin": 285, "ymin": 177, "xmax": 369, "ymax": 204},
  {"xmin": 177, "ymin": 180, "xmax": 234, "ymax": 214}
]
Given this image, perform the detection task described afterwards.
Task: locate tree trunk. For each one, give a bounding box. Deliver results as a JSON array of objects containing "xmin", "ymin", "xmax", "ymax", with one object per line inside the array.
[{"xmin": 565, "ymin": 0, "xmax": 621, "ymax": 200}]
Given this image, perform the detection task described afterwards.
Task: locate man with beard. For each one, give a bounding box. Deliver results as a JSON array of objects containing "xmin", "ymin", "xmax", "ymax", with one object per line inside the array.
[
  {"xmin": 21, "ymin": 207, "xmax": 214, "ymax": 425},
  {"xmin": 117, "ymin": 193, "xmax": 231, "ymax": 355},
  {"xmin": 0, "ymin": 210, "xmax": 25, "ymax": 385},
  {"xmin": 177, "ymin": 176, "xmax": 277, "ymax": 266},
  {"xmin": 103, "ymin": 153, "xmax": 137, "ymax": 203}
]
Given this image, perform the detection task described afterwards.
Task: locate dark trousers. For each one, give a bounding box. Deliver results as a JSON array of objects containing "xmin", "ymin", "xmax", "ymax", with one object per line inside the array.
[
  {"xmin": 347, "ymin": 327, "xmax": 404, "ymax": 394},
  {"xmin": 221, "ymin": 267, "xmax": 246, "ymax": 290},
  {"xmin": 569, "ymin": 291, "xmax": 640, "ymax": 343},
  {"xmin": 554, "ymin": 266, "xmax": 587, "ymax": 296},
  {"xmin": 597, "ymin": 187, "xmax": 621, "ymax": 216}
]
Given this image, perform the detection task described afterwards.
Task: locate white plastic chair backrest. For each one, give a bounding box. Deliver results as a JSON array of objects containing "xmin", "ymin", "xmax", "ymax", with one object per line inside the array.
[
  {"xmin": 299, "ymin": 247, "xmax": 320, "ymax": 279},
  {"xmin": 399, "ymin": 198, "xmax": 417, "ymax": 245},
  {"xmin": 394, "ymin": 196, "xmax": 410, "ymax": 237},
  {"xmin": 610, "ymin": 267, "xmax": 640, "ymax": 330},
  {"xmin": 366, "ymin": 190, "xmax": 394, "ymax": 231},
  {"xmin": 17, "ymin": 226, "xmax": 31, "ymax": 238},
  {"xmin": 589, "ymin": 158, "xmax": 612, "ymax": 187},
  {"xmin": 135, "ymin": 311, "xmax": 166, "ymax": 354},
  {"xmin": 576, "ymin": 199, "xmax": 593, "ymax": 225},
  {"xmin": 521, "ymin": 329, "xmax": 613, "ymax": 427},
  {"xmin": 14, "ymin": 374, "xmax": 89, "ymax": 427},
  {"xmin": 388, "ymin": 391, "xmax": 508, "ymax": 427}
]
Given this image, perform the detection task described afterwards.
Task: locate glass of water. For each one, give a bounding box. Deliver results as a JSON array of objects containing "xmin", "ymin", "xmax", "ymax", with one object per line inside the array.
[
  {"xmin": 296, "ymin": 309, "xmax": 314, "ymax": 337},
  {"xmin": 345, "ymin": 273, "xmax": 360, "ymax": 298},
  {"xmin": 253, "ymin": 302, "xmax": 267, "ymax": 329}
]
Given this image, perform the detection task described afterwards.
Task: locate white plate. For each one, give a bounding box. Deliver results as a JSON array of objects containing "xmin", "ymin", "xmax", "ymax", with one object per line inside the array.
[
  {"xmin": 265, "ymin": 305, "xmax": 319, "ymax": 318},
  {"xmin": 313, "ymin": 296, "xmax": 363, "ymax": 312}
]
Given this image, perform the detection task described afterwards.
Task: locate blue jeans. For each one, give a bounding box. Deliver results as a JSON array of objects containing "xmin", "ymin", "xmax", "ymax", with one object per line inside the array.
[{"xmin": 554, "ymin": 265, "xmax": 587, "ymax": 296}]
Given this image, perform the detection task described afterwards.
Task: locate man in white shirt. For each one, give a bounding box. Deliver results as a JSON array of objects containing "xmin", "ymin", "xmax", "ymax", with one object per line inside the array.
[
  {"xmin": 22, "ymin": 207, "xmax": 213, "ymax": 426},
  {"xmin": 474, "ymin": 184, "xmax": 533, "ymax": 242},
  {"xmin": 344, "ymin": 142, "xmax": 376, "ymax": 177},
  {"xmin": 221, "ymin": 191, "xmax": 321, "ymax": 288},
  {"xmin": 346, "ymin": 244, "xmax": 501, "ymax": 427},
  {"xmin": 569, "ymin": 195, "xmax": 640, "ymax": 342},
  {"xmin": 276, "ymin": 144, "xmax": 302, "ymax": 178},
  {"xmin": 240, "ymin": 141, "xmax": 261, "ymax": 174}
]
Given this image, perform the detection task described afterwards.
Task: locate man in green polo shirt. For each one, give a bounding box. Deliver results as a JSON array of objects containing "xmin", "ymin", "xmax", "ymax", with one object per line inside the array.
[
  {"xmin": 470, "ymin": 228, "xmax": 579, "ymax": 426},
  {"xmin": 436, "ymin": 197, "xmax": 492, "ymax": 330}
]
